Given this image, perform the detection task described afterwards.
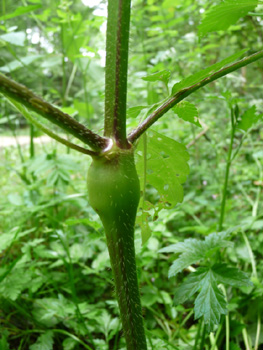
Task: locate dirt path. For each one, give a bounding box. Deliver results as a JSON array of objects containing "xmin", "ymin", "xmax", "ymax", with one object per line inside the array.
[{"xmin": 0, "ymin": 135, "xmax": 53, "ymax": 148}]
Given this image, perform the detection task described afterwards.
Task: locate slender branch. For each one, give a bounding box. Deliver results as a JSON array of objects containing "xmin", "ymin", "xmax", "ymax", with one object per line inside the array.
[
  {"xmin": 218, "ymin": 108, "xmax": 236, "ymax": 231},
  {"xmin": 186, "ymin": 122, "xmax": 209, "ymax": 148},
  {"xmin": 104, "ymin": 0, "xmax": 131, "ymax": 148},
  {"xmin": 128, "ymin": 50, "xmax": 263, "ymax": 143},
  {"xmin": 0, "ymin": 73, "xmax": 108, "ymax": 151},
  {"xmin": 7, "ymin": 97, "xmax": 99, "ymax": 157}
]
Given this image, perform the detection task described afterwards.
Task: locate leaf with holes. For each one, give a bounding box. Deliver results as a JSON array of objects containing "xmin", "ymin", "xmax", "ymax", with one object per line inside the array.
[{"xmin": 136, "ymin": 130, "xmax": 189, "ymax": 207}]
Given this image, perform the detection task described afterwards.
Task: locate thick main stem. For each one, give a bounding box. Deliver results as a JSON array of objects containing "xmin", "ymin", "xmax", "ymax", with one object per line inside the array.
[
  {"xmin": 87, "ymin": 147, "xmax": 147, "ymax": 349},
  {"xmin": 106, "ymin": 218, "xmax": 147, "ymax": 349},
  {"xmin": 104, "ymin": 0, "xmax": 131, "ymax": 148}
]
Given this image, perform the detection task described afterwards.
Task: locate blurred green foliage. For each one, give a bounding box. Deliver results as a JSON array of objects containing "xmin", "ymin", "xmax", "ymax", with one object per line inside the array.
[{"xmin": 1, "ymin": 0, "xmax": 263, "ymax": 349}]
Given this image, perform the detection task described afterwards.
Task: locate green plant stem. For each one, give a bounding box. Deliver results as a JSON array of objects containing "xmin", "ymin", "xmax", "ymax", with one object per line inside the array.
[
  {"xmin": 209, "ymin": 333, "xmax": 218, "ymax": 350},
  {"xmin": 98, "ymin": 197, "xmax": 147, "ymax": 350},
  {"xmin": 87, "ymin": 148, "xmax": 147, "ymax": 349},
  {"xmin": 0, "ymin": 73, "xmax": 108, "ymax": 151},
  {"xmin": 210, "ymin": 322, "xmax": 222, "ymax": 350},
  {"xmin": 242, "ymin": 230, "xmax": 257, "ymax": 278},
  {"xmin": 218, "ymin": 108, "xmax": 236, "ymax": 231},
  {"xmin": 128, "ymin": 50, "xmax": 263, "ymax": 143},
  {"xmin": 221, "ymin": 285, "xmax": 229, "ymax": 350},
  {"xmin": 7, "ymin": 115, "xmax": 25, "ymax": 165},
  {"xmin": 199, "ymin": 323, "xmax": 207, "ymax": 350},
  {"xmin": 253, "ymin": 156, "xmax": 263, "ymax": 217},
  {"xmin": 193, "ymin": 319, "xmax": 202, "ymax": 350},
  {"xmin": 65, "ymin": 64, "xmax": 77, "ymax": 101},
  {"xmin": 171, "ymin": 309, "xmax": 194, "ymax": 341},
  {"xmin": 255, "ymin": 312, "xmax": 261, "ymax": 350},
  {"xmin": 30, "ymin": 124, "xmax": 34, "ymax": 158},
  {"xmin": 242, "ymin": 328, "xmax": 251, "ymax": 350},
  {"xmin": 61, "ymin": 24, "xmax": 67, "ymax": 107},
  {"xmin": 104, "ymin": 0, "xmax": 131, "ymax": 148}
]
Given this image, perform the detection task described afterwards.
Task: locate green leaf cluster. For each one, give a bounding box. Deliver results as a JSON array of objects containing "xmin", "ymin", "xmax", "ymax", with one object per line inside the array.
[{"xmin": 160, "ymin": 230, "xmax": 252, "ymax": 331}]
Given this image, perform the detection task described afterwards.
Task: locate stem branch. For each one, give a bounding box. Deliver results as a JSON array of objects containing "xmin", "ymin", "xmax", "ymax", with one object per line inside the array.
[
  {"xmin": 218, "ymin": 108, "xmax": 236, "ymax": 231},
  {"xmin": 0, "ymin": 73, "xmax": 108, "ymax": 151},
  {"xmin": 128, "ymin": 50, "xmax": 263, "ymax": 143}
]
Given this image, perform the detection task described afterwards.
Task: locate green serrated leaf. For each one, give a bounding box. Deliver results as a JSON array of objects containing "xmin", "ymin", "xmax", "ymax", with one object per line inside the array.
[
  {"xmin": 194, "ymin": 270, "xmax": 227, "ymax": 332},
  {"xmin": 29, "ymin": 331, "xmax": 54, "ymax": 350},
  {"xmin": 172, "ymin": 50, "xmax": 247, "ymax": 95},
  {"xmin": 172, "ymin": 101, "xmax": 201, "ymax": 127},
  {"xmin": 142, "ymin": 70, "xmax": 171, "ymax": 85},
  {"xmin": 212, "ymin": 264, "xmax": 253, "ymax": 287},
  {"xmin": 0, "ymin": 269, "xmax": 32, "ymax": 300},
  {"xmin": 136, "ymin": 130, "xmax": 189, "ymax": 207},
  {"xmin": 237, "ymin": 105, "xmax": 263, "ymax": 131},
  {"xmin": 199, "ymin": 0, "xmax": 259, "ymax": 36},
  {"xmin": 159, "ymin": 231, "xmax": 232, "ymax": 277},
  {"xmin": 168, "ymin": 250, "xmax": 204, "ymax": 278},
  {"xmin": 174, "ymin": 267, "xmax": 209, "ymax": 304}
]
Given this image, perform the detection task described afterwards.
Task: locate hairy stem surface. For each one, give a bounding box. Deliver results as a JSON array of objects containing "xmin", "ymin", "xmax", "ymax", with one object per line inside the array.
[
  {"xmin": 104, "ymin": 0, "xmax": 131, "ymax": 148},
  {"xmin": 87, "ymin": 145, "xmax": 147, "ymax": 349},
  {"xmin": 0, "ymin": 73, "xmax": 107, "ymax": 151}
]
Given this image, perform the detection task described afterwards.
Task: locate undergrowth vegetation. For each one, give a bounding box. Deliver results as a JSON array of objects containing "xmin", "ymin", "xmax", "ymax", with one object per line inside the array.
[
  {"xmin": 0, "ymin": 0, "xmax": 263, "ymax": 349},
  {"xmin": 1, "ymin": 112, "xmax": 263, "ymax": 349}
]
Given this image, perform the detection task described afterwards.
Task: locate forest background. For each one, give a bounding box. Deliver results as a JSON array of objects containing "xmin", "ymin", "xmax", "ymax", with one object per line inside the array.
[{"xmin": 0, "ymin": 0, "xmax": 263, "ymax": 349}]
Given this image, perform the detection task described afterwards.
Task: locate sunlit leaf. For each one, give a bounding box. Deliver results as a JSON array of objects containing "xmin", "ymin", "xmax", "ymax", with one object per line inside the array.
[
  {"xmin": 142, "ymin": 70, "xmax": 171, "ymax": 85},
  {"xmin": 237, "ymin": 105, "xmax": 263, "ymax": 131},
  {"xmin": 199, "ymin": 0, "xmax": 259, "ymax": 36},
  {"xmin": 0, "ymin": 5, "xmax": 41, "ymax": 21},
  {"xmin": 0, "ymin": 32, "xmax": 26, "ymax": 46},
  {"xmin": 0, "ymin": 55, "xmax": 43, "ymax": 73},
  {"xmin": 172, "ymin": 101, "xmax": 201, "ymax": 127},
  {"xmin": 127, "ymin": 106, "xmax": 148, "ymax": 119}
]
